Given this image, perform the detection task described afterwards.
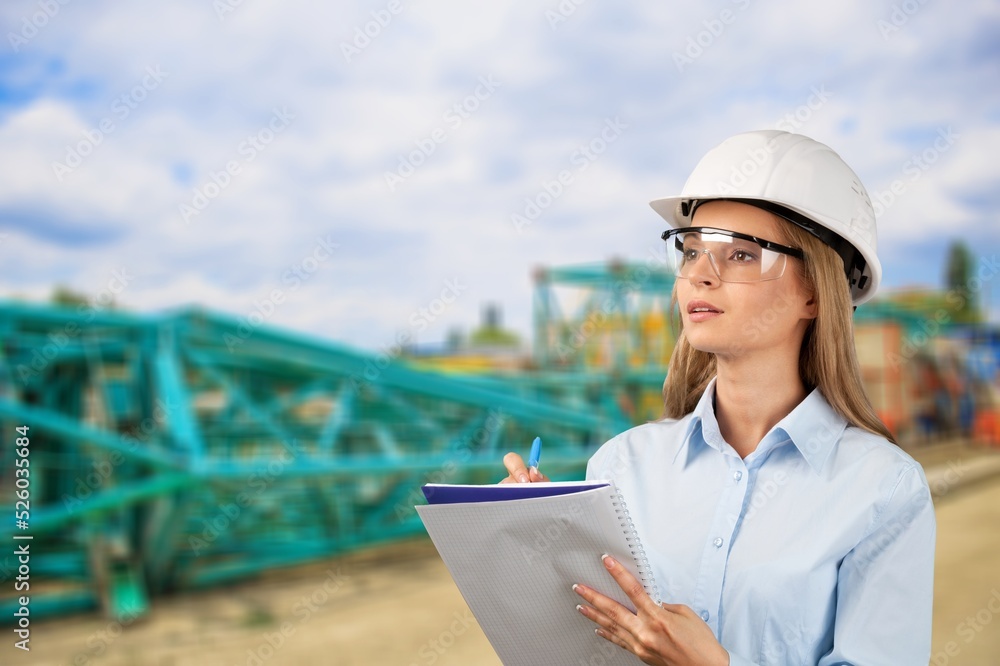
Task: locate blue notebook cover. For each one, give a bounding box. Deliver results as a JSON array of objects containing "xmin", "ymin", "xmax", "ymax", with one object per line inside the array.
[{"xmin": 421, "ymin": 481, "xmax": 610, "ymax": 504}]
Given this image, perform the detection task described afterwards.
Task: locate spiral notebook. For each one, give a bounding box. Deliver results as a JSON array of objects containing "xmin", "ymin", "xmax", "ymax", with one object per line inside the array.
[{"xmin": 416, "ymin": 480, "xmax": 658, "ymax": 666}]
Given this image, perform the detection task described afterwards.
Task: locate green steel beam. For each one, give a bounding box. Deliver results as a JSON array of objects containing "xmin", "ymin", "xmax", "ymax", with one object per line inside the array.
[
  {"xmin": 6, "ymin": 473, "xmax": 191, "ymax": 536},
  {"xmin": 192, "ymin": 344, "xmax": 570, "ymax": 426},
  {"xmin": 198, "ymin": 452, "xmax": 593, "ymax": 478},
  {"xmin": 185, "ymin": 350, "xmax": 299, "ymax": 447},
  {"xmin": 154, "ymin": 340, "xmax": 205, "ymax": 461},
  {"xmin": 0, "ymin": 399, "xmax": 183, "ymax": 470},
  {"xmin": 317, "ymin": 387, "xmax": 353, "ymax": 454}
]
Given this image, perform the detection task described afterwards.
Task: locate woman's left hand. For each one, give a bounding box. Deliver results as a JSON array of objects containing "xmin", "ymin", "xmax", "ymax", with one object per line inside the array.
[{"xmin": 573, "ymin": 554, "xmax": 730, "ymax": 666}]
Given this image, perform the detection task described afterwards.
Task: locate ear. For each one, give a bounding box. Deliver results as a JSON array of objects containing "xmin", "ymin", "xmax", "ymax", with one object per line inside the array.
[
  {"xmin": 802, "ymin": 292, "xmax": 818, "ymax": 320},
  {"xmin": 797, "ymin": 283, "xmax": 818, "ymax": 320}
]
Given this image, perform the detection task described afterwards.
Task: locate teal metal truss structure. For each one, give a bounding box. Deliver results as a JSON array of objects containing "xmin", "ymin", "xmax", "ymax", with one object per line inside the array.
[
  {"xmin": 534, "ymin": 261, "xmax": 677, "ymax": 366},
  {"xmin": 1, "ymin": 259, "xmax": 951, "ymax": 622},
  {"xmin": 0, "ymin": 296, "xmax": 644, "ymax": 622}
]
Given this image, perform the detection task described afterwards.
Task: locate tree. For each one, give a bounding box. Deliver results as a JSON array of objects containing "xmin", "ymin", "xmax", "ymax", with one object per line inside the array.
[
  {"xmin": 51, "ymin": 285, "xmax": 90, "ymax": 308},
  {"xmin": 469, "ymin": 303, "xmax": 521, "ymax": 348},
  {"xmin": 943, "ymin": 241, "xmax": 981, "ymax": 323}
]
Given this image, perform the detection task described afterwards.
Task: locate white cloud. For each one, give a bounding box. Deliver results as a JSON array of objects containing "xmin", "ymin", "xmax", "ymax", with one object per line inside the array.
[{"xmin": 0, "ymin": 0, "xmax": 996, "ymax": 346}]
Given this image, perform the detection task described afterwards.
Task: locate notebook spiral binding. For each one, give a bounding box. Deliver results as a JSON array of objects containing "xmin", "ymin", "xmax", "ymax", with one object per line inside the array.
[{"xmin": 610, "ymin": 486, "xmax": 661, "ymax": 605}]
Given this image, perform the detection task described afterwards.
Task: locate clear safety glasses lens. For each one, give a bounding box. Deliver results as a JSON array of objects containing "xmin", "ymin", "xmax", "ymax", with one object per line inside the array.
[{"xmin": 665, "ymin": 229, "xmax": 791, "ymax": 283}]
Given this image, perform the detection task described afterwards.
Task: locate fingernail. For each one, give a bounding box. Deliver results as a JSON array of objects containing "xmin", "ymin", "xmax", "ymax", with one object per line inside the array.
[
  {"xmin": 572, "ymin": 583, "xmax": 579, "ymax": 593},
  {"xmin": 576, "ymin": 604, "xmax": 586, "ymax": 614},
  {"xmin": 518, "ymin": 474, "xmax": 529, "ymax": 483},
  {"xmin": 602, "ymin": 553, "xmax": 615, "ymax": 569},
  {"xmin": 529, "ymin": 466, "xmax": 539, "ymax": 477}
]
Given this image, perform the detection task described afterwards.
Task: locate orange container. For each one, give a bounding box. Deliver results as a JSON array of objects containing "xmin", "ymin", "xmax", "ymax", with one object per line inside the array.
[{"xmin": 973, "ymin": 409, "xmax": 1000, "ymax": 448}]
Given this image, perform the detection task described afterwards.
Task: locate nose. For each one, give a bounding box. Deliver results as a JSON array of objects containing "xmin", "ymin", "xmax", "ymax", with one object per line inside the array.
[{"xmin": 685, "ymin": 250, "xmax": 721, "ymax": 286}]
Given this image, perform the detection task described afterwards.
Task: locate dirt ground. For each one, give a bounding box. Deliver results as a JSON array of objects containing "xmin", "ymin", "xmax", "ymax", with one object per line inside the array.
[
  {"xmin": 929, "ymin": 478, "xmax": 1000, "ymax": 666},
  {"xmin": 6, "ymin": 460, "xmax": 1000, "ymax": 666}
]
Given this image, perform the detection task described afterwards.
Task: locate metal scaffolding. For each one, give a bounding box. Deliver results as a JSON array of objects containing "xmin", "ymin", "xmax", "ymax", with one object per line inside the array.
[{"xmin": 0, "ymin": 300, "xmax": 638, "ymax": 621}]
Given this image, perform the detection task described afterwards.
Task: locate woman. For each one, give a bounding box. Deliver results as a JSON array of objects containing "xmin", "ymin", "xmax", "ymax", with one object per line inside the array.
[{"xmin": 502, "ymin": 130, "xmax": 935, "ymax": 665}]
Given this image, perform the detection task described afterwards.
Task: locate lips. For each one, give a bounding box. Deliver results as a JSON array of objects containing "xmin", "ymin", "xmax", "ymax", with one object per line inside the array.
[
  {"xmin": 686, "ymin": 300, "xmax": 723, "ymax": 314},
  {"xmin": 686, "ymin": 300, "xmax": 723, "ymax": 323}
]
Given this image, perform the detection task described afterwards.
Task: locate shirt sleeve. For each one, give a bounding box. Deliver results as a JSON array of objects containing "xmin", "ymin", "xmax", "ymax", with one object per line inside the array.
[
  {"xmin": 817, "ymin": 463, "xmax": 936, "ymax": 665},
  {"xmin": 585, "ymin": 433, "xmax": 619, "ymax": 481}
]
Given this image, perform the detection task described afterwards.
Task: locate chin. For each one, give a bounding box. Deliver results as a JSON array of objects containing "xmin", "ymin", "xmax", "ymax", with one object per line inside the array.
[{"xmin": 682, "ymin": 330, "xmax": 724, "ymax": 354}]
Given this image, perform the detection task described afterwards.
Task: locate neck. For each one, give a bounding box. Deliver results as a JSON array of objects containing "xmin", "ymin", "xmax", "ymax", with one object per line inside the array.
[{"xmin": 713, "ymin": 351, "xmax": 808, "ymax": 459}]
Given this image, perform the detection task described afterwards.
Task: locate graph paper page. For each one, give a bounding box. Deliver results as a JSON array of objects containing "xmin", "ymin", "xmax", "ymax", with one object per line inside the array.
[{"xmin": 416, "ymin": 483, "xmax": 648, "ymax": 666}]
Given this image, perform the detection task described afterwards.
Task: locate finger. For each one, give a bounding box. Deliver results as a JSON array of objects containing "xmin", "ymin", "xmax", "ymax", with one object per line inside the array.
[
  {"xmin": 659, "ymin": 602, "xmax": 691, "ymax": 616},
  {"xmin": 528, "ymin": 466, "xmax": 549, "ymax": 482},
  {"xmin": 572, "ymin": 583, "xmax": 640, "ymax": 637},
  {"xmin": 576, "ymin": 598, "xmax": 636, "ymax": 647},
  {"xmin": 594, "ymin": 626, "xmax": 631, "ymax": 652},
  {"xmin": 600, "ymin": 554, "xmax": 659, "ymax": 615},
  {"xmin": 502, "ymin": 452, "xmax": 530, "ymax": 483}
]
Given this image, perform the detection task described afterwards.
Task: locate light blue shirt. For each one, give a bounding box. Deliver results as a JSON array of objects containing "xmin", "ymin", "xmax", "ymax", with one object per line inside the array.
[{"xmin": 586, "ymin": 376, "xmax": 935, "ymax": 665}]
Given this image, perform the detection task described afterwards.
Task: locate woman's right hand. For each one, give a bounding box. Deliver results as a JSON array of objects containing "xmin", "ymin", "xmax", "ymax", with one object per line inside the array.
[{"xmin": 499, "ymin": 452, "xmax": 550, "ymax": 484}]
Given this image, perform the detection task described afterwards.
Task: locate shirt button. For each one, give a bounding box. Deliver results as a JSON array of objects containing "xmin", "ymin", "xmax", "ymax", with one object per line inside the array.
[
  {"xmin": 700, "ymin": 610, "xmax": 710, "ymax": 622},
  {"xmin": 713, "ymin": 537, "xmax": 724, "ymax": 548},
  {"xmin": 733, "ymin": 470, "xmax": 743, "ymax": 482}
]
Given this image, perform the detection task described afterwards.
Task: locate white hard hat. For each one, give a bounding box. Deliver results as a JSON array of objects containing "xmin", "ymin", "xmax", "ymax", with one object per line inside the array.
[{"xmin": 650, "ymin": 130, "xmax": 880, "ymax": 305}]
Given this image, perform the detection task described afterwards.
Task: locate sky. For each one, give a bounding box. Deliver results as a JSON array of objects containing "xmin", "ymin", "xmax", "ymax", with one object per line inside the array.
[{"xmin": 0, "ymin": 0, "xmax": 998, "ymax": 353}]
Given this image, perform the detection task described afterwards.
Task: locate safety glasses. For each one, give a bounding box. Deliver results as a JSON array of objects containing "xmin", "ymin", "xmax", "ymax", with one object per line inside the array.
[{"xmin": 661, "ymin": 227, "xmax": 804, "ymax": 283}]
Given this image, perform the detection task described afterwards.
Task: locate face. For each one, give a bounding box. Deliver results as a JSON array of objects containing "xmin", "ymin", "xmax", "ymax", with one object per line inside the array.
[{"xmin": 674, "ymin": 200, "xmax": 816, "ymax": 361}]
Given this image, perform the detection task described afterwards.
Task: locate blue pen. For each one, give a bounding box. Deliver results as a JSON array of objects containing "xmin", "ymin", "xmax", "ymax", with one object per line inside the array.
[{"xmin": 528, "ymin": 436, "xmax": 542, "ymax": 470}]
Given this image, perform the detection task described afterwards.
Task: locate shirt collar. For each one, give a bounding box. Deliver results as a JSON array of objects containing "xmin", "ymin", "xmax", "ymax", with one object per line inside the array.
[
  {"xmin": 676, "ymin": 375, "xmax": 848, "ymax": 474},
  {"xmin": 771, "ymin": 384, "xmax": 848, "ymax": 473}
]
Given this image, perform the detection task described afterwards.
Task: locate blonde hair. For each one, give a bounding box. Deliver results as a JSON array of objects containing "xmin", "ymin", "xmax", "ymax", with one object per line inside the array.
[{"xmin": 660, "ymin": 216, "xmax": 895, "ymax": 443}]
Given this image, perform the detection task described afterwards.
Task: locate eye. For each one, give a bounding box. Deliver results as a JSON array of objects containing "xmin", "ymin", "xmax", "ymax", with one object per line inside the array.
[{"xmin": 730, "ymin": 249, "xmax": 758, "ymax": 263}]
